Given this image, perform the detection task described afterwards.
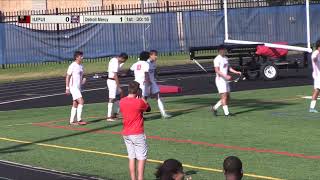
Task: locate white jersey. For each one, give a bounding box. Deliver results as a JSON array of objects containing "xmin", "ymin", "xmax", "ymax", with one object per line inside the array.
[
  {"xmin": 130, "ymin": 60, "xmax": 149, "ymax": 84},
  {"xmin": 67, "ymin": 62, "xmax": 84, "ymax": 89},
  {"xmin": 108, "ymin": 57, "xmax": 121, "ymax": 79},
  {"xmin": 214, "ymin": 55, "xmax": 229, "ymax": 81},
  {"xmin": 147, "ymin": 59, "xmax": 157, "ymax": 82},
  {"xmin": 311, "ymin": 50, "xmax": 320, "ymax": 80}
]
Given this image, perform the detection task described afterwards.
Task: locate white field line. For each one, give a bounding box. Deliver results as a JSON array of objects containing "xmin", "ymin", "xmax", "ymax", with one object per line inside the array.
[{"xmin": 0, "ymin": 86, "xmax": 123, "ymax": 105}]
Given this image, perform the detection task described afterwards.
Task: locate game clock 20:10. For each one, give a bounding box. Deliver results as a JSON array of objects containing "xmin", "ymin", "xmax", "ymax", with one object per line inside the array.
[{"xmin": 120, "ymin": 16, "xmax": 150, "ymax": 23}]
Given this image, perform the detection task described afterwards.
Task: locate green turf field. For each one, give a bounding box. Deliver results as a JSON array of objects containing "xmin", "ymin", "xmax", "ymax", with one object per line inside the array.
[{"xmin": 0, "ymin": 85, "xmax": 319, "ymax": 180}]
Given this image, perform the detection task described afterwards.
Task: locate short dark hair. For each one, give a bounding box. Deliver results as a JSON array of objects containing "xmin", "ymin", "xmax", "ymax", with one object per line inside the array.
[
  {"xmin": 150, "ymin": 50, "xmax": 158, "ymax": 55},
  {"xmin": 223, "ymin": 156, "xmax": 242, "ymax": 178},
  {"xmin": 218, "ymin": 44, "xmax": 226, "ymax": 50},
  {"xmin": 74, "ymin": 51, "xmax": 83, "ymax": 60},
  {"xmin": 119, "ymin": 52, "xmax": 129, "ymax": 60},
  {"xmin": 139, "ymin": 51, "xmax": 150, "ymax": 61},
  {"xmin": 316, "ymin": 39, "xmax": 320, "ymax": 49},
  {"xmin": 155, "ymin": 159, "xmax": 183, "ymax": 180},
  {"xmin": 128, "ymin": 81, "xmax": 140, "ymax": 94}
]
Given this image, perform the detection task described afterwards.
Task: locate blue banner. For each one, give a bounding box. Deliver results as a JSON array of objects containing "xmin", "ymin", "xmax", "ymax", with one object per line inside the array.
[
  {"xmin": 1, "ymin": 4, "xmax": 320, "ymax": 65},
  {"xmin": 3, "ymin": 12, "xmax": 181, "ymax": 64}
]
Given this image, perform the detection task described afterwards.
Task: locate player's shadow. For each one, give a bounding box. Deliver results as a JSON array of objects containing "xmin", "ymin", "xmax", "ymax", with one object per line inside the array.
[
  {"xmin": 0, "ymin": 124, "xmax": 121, "ymax": 155},
  {"xmin": 232, "ymin": 98, "xmax": 296, "ymax": 115},
  {"xmin": 89, "ymin": 118, "xmax": 108, "ymax": 124},
  {"xmin": 144, "ymin": 104, "xmax": 208, "ymax": 121},
  {"xmin": 167, "ymin": 97, "xmax": 297, "ymax": 115},
  {"xmin": 0, "ymin": 148, "xmax": 30, "ymax": 154},
  {"xmin": 0, "ymin": 124, "xmax": 122, "ymax": 179},
  {"xmin": 185, "ymin": 170, "xmax": 198, "ymax": 176}
]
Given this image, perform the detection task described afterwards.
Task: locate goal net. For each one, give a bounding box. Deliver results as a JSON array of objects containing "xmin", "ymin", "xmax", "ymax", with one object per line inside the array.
[{"xmin": 223, "ymin": 0, "xmax": 312, "ymax": 53}]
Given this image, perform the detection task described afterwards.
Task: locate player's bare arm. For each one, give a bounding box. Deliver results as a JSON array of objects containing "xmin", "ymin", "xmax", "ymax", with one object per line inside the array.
[
  {"xmin": 313, "ymin": 51, "xmax": 319, "ymax": 62},
  {"xmin": 81, "ymin": 76, "xmax": 86, "ymax": 85},
  {"xmin": 65, "ymin": 74, "xmax": 71, "ymax": 94},
  {"xmin": 113, "ymin": 72, "xmax": 122, "ymax": 93},
  {"xmin": 229, "ymin": 67, "xmax": 241, "ymax": 75},
  {"xmin": 141, "ymin": 97, "xmax": 151, "ymax": 112},
  {"xmin": 215, "ymin": 67, "xmax": 231, "ymax": 80},
  {"xmin": 145, "ymin": 72, "xmax": 151, "ymax": 85}
]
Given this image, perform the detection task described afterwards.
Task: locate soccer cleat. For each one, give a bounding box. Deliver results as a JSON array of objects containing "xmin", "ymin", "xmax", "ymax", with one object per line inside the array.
[
  {"xmin": 77, "ymin": 120, "xmax": 88, "ymax": 125},
  {"xmin": 213, "ymin": 110, "xmax": 218, "ymax": 116},
  {"xmin": 162, "ymin": 114, "xmax": 172, "ymax": 119},
  {"xmin": 69, "ymin": 122, "xmax": 79, "ymax": 126},
  {"xmin": 106, "ymin": 117, "xmax": 116, "ymax": 122},
  {"xmin": 225, "ymin": 113, "xmax": 235, "ymax": 117},
  {"xmin": 112, "ymin": 114, "xmax": 122, "ymax": 119},
  {"xmin": 211, "ymin": 106, "xmax": 218, "ymax": 116},
  {"xmin": 309, "ymin": 108, "xmax": 318, "ymax": 113}
]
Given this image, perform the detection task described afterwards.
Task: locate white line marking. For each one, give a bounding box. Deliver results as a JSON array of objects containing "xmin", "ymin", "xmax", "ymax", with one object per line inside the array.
[
  {"xmin": 0, "ymin": 81, "xmax": 106, "ymax": 96},
  {"xmin": 0, "ymin": 177, "xmax": 13, "ymax": 180},
  {"xmin": 300, "ymin": 96, "xmax": 320, "ymax": 100},
  {"xmin": 0, "ymin": 160, "xmax": 101, "ymax": 180},
  {"xmin": 0, "ymin": 84, "xmax": 129, "ymax": 105},
  {"xmin": 23, "ymin": 93, "xmax": 41, "ymax": 96},
  {"xmin": 3, "ymin": 123, "xmax": 34, "ymax": 127},
  {"xmin": 0, "ymin": 92, "xmax": 69, "ymax": 105},
  {"xmin": 0, "ymin": 88, "xmax": 102, "ymax": 105}
]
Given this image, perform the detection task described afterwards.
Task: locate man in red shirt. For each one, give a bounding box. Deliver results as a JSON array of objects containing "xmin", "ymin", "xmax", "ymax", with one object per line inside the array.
[{"xmin": 120, "ymin": 81, "xmax": 151, "ymax": 180}]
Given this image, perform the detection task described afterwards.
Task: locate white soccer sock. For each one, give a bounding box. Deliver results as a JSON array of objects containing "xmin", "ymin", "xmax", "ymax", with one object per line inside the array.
[
  {"xmin": 214, "ymin": 100, "xmax": 222, "ymax": 110},
  {"xmin": 157, "ymin": 98, "xmax": 166, "ymax": 116},
  {"xmin": 222, "ymin": 105, "xmax": 229, "ymax": 116},
  {"xmin": 76, "ymin": 104, "xmax": 83, "ymax": 122},
  {"xmin": 70, "ymin": 107, "xmax": 77, "ymax": 123},
  {"xmin": 113, "ymin": 101, "xmax": 120, "ymax": 114},
  {"xmin": 107, "ymin": 103, "xmax": 113, "ymax": 118},
  {"xmin": 310, "ymin": 100, "xmax": 317, "ymax": 109}
]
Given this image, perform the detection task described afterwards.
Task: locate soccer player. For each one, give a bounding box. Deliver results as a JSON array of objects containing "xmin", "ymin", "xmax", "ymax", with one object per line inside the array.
[
  {"xmin": 212, "ymin": 45, "xmax": 241, "ymax": 116},
  {"xmin": 146, "ymin": 50, "xmax": 171, "ymax": 118},
  {"xmin": 120, "ymin": 81, "xmax": 151, "ymax": 180},
  {"xmin": 223, "ymin": 156, "xmax": 243, "ymax": 180},
  {"xmin": 309, "ymin": 39, "xmax": 320, "ymax": 113},
  {"xmin": 130, "ymin": 51, "xmax": 151, "ymax": 98},
  {"xmin": 65, "ymin": 51, "xmax": 87, "ymax": 125},
  {"xmin": 107, "ymin": 52, "xmax": 129, "ymax": 121}
]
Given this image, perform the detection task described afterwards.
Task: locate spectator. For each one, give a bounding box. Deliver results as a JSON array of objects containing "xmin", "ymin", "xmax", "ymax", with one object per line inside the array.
[
  {"xmin": 223, "ymin": 156, "xmax": 243, "ymax": 180},
  {"xmin": 0, "ymin": 11, "xmax": 4, "ymax": 22},
  {"xmin": 120, "ymin": 81, "xmax": 151, "ymax": 180},
  {"xmin": 155, "ymin": 159, "xmax": 190, "ymax": 180}
]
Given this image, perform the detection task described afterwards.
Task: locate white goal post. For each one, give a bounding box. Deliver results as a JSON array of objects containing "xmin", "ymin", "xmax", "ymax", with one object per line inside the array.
[{"xmin": 223, "ymin": 0, "xmax": 312, "ymax": 53}]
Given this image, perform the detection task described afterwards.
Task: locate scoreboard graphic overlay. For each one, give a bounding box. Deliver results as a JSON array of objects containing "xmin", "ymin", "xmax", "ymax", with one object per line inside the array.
[{"xmin": 17, "ymin": 15, "xmax": 151, "ymax": 24}]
